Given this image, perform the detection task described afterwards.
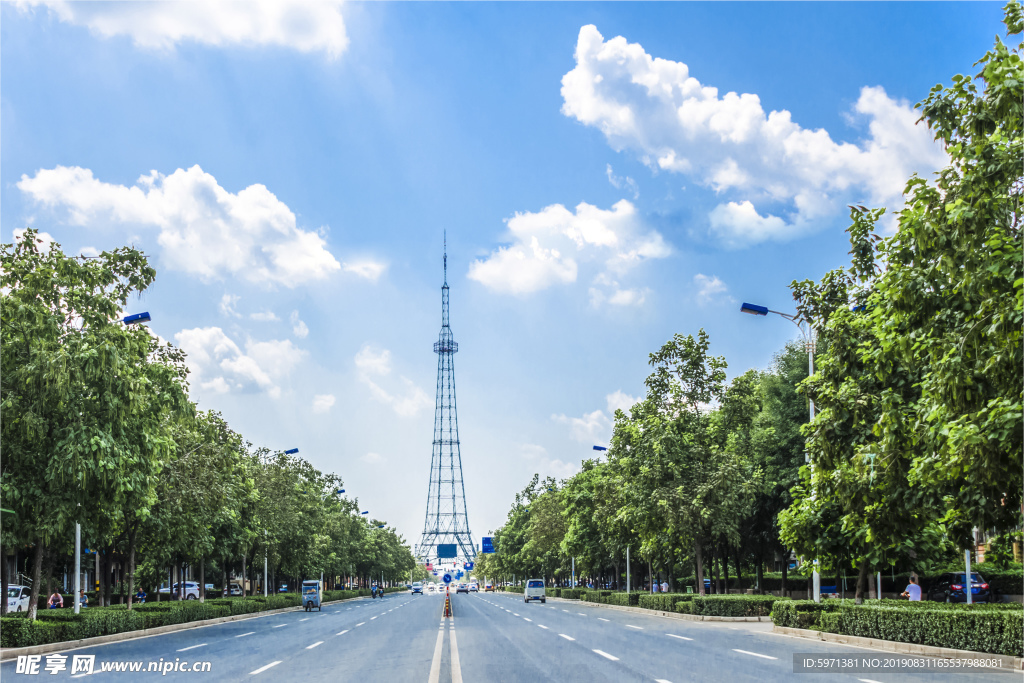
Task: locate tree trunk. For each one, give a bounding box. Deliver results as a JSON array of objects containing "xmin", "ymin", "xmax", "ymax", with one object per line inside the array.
[
  {"xmin": 695, "ymin": 541, "xmax": 705, "ymax": 596},
  {"xmin": 854, "ymin": 562, "xmax": 868, "ymax": 605},
  {"xmin": 781, "ymin": 553, "xmax": 789, "ymax": 596},
  {"xmin": 756, "ymin": 558, "xmax": 764, "ymax": 595},
  {"xmin": 1, "ymin": 542, "xmax": 8, "ymax": 615},
  {"xmin": 126, "ymin": 525, "xmax": 138, "ymax": 610},
  {"xmin": 27, "ymin": 538, "xmax": 44, "ymax": 621},
  {"xmin": 98, "ymin": 550, "xmax": 108, "ymax": 607},
  {"xmin": 723, "ymin": 546, "xmax": 730, "ymax": 594},
  {"xmin": 735, "ymin": 548, "xmax": 743, "ymax": 593},
  {"xmin": 223, "ymin": 559, "xmax": 229, "ymax": 598},
  {"xmin": 241, "ymin": 554, "xmax": 247, "ymax": 597},
  {"xmin": 200, "ymin": 558, "xmax": 205, "ymax": 603}
]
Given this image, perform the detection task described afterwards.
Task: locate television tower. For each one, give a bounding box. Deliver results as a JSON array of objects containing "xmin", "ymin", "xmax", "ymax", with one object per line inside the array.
[{"xmin": 417, "ymin": 236, "xmax": 476, "ymax": 565}]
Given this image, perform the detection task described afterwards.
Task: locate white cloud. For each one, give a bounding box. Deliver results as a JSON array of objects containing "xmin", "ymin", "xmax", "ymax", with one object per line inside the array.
[
  {"xmin": 17, "ymin": 165, "xmax": 341, "ymax": 287},
  {"xmin": 250, "ymin": 310, "xmax": 279, "ymax": 322},
  {"xmin": 174, "ymin": 326, "xmax": 305, "ymax": 398},
  {"xmin": 468, "ymin": 199, "xmax": 669, "ymax": 300},
  {"xmin": 18, "ymin": 0, "xmax": 349, "ymax": 58},
  {"xmin": 312, "ymin": 394, "xmax": 336, "ymax": 414},
  {"xmin": 219, "ymin": 294, "xmax": 241, "ymax": 318},
  {"xmin": 79, "ymin": 246, "xmax": 99, "ymax": 257},
  {"xmin": 361, "ymin": 452, "xmax": 382, "ymax": 464},
  {"xmin": 342, "ymin": 260, "xmax": 387, "ymax": 282},
  {"xmin": 561, "ymin": 26, "xmax": 946, "ymax": 245},
  {"xmin": 552, "ymin": 391, "xmax": 641, "ymax": 444},
  {"xmin": 605, "ymin": 164, "xmax": 639, "ymax": 199},
  {"xmin": 693, "ymin": 273, "xmax": 733, "ymax": 305},
  {"xmin": 354, "ymin": 344, "xmax": 432, "ymax": 418},
  {"xmin": 520, "ymin": 443, "xmax": 580, "ymax": 480},
  {"xmin": 290, "ymin": 311, "xmax": 309, "ymax": 339}
]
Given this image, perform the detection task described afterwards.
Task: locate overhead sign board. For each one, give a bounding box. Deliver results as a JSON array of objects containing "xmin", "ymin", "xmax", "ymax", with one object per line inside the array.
[
  {"xmin": 437, "ymin": 544, "xmax": 457, "ymax": 559},
  {"xmin": 481, "ymin": 537, "xmax": 495, "ymax": 554}
]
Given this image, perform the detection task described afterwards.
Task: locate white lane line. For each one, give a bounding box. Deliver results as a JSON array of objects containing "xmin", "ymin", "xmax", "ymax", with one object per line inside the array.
[
  {"xmin": 733, "ymin": 649, "xmax": 777, "ymax": 660},
  {"xmin": 538, "ymin": 625, "xmax": 549, "ymax": 629},
  {"xmin": 299, "ymin": 618, "xmax": 310, "ymax": 622},
  {"xmin": 450, "ymin": 617, "xmax": 463, "ymax": 683},
  {"xmin": 655, "ymin": 680, "xmax": 673, "ymax": 683},
  {"xmin": 858, "ymin": 680, "xmax": 885, "ymax": 683},
  {"xmin": 577, "ymin": 612, "xmax": 586, "ymax": 616},
  {"xmin": 523, "ymin": 618, "xmax": 532, "ymax": 622},
  {"xmin": 513, "ymin": 613, "xmax": 520, "ymax": 617},
  {"xmin": 250, "ymin": 661, "xmax": 282, "ymax": 675},
  {"xmin": 563, "ymin": 609, "xmax": 570, "ymax": 612},
  {"xmin": 558, "ymin": 634, "xmax": 575, "ymax": 641},
  {"xmin": 306, "ymin": 641, "xmax": 323, "ymax": 650},
  {"xmin": 427, "ymin": 622, "xmax": 445, "ymax": 683},
  {"xmin": 337, "ymin": 629, "xmax": 349, "ymax": 636},
  {"xmin": 593, "ymin": 650, "xmax": 619, "ymax": 661},
  {"xmin": 666, "ymin": 634, "xmax": 693, "ymax": 641},
  {"xmin": 598, "ymin": 618, "xmax": 609, "ymax": 622},
  {"xmin": 356, "ymin": 622, "xmax": 365, "ymax": 627},
  {"xmin": 273, "ymin": 624, "xmax": 287, "ymax": 628},
  {"xmin": 370, "ymin": 616, "xmax": 377, "ymax": 620},
  {"xmin": 235, "ymin": 632, "xmax": 256, "ymax": 638},
  {"xmin": 176, "ymin": 643, "xmax": 206, "ymax": 652}
]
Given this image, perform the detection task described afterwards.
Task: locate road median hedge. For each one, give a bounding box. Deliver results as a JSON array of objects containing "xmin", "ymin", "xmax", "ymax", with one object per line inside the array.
[
  {"xmin": 770, "ymin": 600, "xmax": 1024, "ymax": 656},
  {"xmin": 0, "ymin": 588, "xmax": 383, "ymax": 649},
  {"xmin": 690, "ymin": 595, "xmax": 784, "ymax": 617}
]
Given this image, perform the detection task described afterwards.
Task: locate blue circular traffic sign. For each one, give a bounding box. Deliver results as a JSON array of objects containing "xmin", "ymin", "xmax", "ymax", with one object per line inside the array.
[{"xmin": 442, "ymin": 573, "xmax": 452, "ymax": 584}]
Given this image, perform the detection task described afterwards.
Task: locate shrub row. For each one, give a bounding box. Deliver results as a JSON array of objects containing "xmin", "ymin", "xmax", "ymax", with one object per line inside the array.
[
  {"xmin": 638, "ymin": 593, "xmax": 694, "ymax": 613},
  {"xmin": 770, "ymin": 600, "xmax": 1023, "ymax": 656},
  {"xmin": 690, "ymin": 595, "xmax": 784, "ymax": 617},
  {"xmin": 0, "ymin": 587, "xmax": 382, "ymax": 648}
]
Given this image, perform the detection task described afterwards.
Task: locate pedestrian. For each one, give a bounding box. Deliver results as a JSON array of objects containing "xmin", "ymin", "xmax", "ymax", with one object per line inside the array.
[
  {"xmin": 661, "ymin": 580, "xmax": 669, "ymax": 593},
  {"xmin": 900, "ymin": 575, "xmax": 922, "ymax": 601},
  {"xmin": 135, "ymin": 588, "xmax": 147, "ymax": 604},
  {"xmin": 47, "ymin": 591, "xmax": 63, "ymax": 609},
  {"xmin": 79, "ymin": 590, "xmax": 88, "ymax": 609}
]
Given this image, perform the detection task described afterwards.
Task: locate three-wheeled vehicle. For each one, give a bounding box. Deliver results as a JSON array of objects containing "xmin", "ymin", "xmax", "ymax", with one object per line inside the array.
[{"xmin": 302, "ymin": 580, "xmax": 321, "ymax": 611}]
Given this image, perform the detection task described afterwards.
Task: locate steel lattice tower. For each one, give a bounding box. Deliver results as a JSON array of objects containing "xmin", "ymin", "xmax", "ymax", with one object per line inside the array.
[{"xmin": 416, "ymin": 240, "xmax": 475, "ymax": 564}]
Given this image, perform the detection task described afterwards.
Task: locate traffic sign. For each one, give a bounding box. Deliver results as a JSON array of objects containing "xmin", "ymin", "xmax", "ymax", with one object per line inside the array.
[
  {"xmin": 463, "ymin": 561, "xmax": 474, "ymax": 570},
  {"xmin": 442, "ymin": 573, "xmax": 452, "ymax": 584},
  {"xmin": 481, "ymin": 536, "xmax": 495, "ymax": 554},
  {"xmin": 437, "ymin": 544, "xmax": 457, "ymax": 558}
]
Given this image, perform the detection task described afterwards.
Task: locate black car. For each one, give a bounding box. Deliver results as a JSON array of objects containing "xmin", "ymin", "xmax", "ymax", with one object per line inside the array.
[{"xmin": 926, "ymin": 572, "xmax": 993, "ymax": 603}]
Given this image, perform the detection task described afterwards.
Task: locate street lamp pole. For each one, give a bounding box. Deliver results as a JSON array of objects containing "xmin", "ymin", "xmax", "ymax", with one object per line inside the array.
[
  {"xmin": 74, "ymin": 523, "xmax": 81, "ymax": 615},
  {"xmin": 740, "ymin": 302, "xmax": 821, "ymax": 603}
]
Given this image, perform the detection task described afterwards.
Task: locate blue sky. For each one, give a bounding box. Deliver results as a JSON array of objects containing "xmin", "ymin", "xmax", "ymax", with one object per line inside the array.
[{"xmin": 2, "ymin": 1, "xmax": 1003, "ymax": 550}]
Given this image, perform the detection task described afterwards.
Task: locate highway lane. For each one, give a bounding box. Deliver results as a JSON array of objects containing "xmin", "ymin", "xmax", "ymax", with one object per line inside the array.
[
  {"xmin": 1, "ymin": 590, "xmax": 1014, "ymax": 682},
  {"xmin": 457, "ymin": 591, "xmax": 1012, "ymax": 683}
]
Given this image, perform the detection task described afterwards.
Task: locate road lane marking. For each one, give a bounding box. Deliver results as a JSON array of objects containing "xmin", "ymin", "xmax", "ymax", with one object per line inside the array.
[
  {"xmin": 666, "ymin": 634, "xmax": 693, "ymax": 641},
  {"xmin": 523, "ymin": 618, "xmax": 532, "ymax": 622},
  {"xmin": 732, "ymin": 649, "xmax": 777, "ymax": 660},
  {"xmin": 858, "ymin": 680, "xmax": 885, "ymax": 683},
  {"xmin": 177, "ymin": 643, "xmax": 206, "ymax": 651},
  {"xmin": 427, "ymin": 621, "xmax": 445, "ymax": 683},
  {"xmin": 299, "ymin": 618, "xmax": 310, "ymax": 622},
  {"xmin": 558, "ymin": 634, "xmax": 575, "ymax": 641},
  {"xmin": 235, "ymin": 632, "xmax": 256, "ymax": 638},
  {"xmin": 563, "ymin": 609, "xmax": 569, "ymax": 612},
  {"xmin": 593, "ymin": 650, "xmax": 619, "ymax": 661},
  {"xmin": 306, "ymin": 641, "xmax": 323, "ymax": 649},
  {"xmin": 337, "ymin": 630, "xmax": 349, "ymax": 636},
  {"xmin": 655, "ymin": 680, "xmax": 673, "ymax": 683},
  {"xmin": 450, "ymin": 619, "xmax": 463, "ymax": 683},
  {"xmin": 626, "ymin": 624, "xmax": 643, "ymax": 629},
  {"xmin": 356, "ymin": 622, "xmax": 365, "ymax": 627},
  {"xmin": 250, "ymin": 661, "xmax": 282, "ymax": 675},
  {"xmin": 598, "ymin": 618, "xmax": 609, "ymax": 622},
  {"xmin": 538, "ymin": 624, "xmax": 548, "ymax": 629},
  {"xmin": 371, "ymin": 616, "xmax": 377, "ymax": 620},
  {"xmin": 577, "ymin": 613, "xmax": 586, "ymax": 616},
  {"xmin": 273, "ymin": 624, "xmax": 287, "ymax": 628},
  {"xmin": 513, "ymin": 613, "xmax": 520, "ymax": 616}
]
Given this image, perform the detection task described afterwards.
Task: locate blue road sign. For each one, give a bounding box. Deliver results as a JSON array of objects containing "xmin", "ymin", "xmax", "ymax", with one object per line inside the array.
[
  {"xmin": 442, "ymin": 573, "xmax": 452, "ymax": 584},
  {"xmin": 437, "ymin": 544, "xmax": 457, "ymax": 558},
  {"xmin": 463, "ymin": 561, "xmax": 474, "ymax": 570},
  {"xmin": 481, "ymin": 537, "xmax": 495, "ymax": 553}
]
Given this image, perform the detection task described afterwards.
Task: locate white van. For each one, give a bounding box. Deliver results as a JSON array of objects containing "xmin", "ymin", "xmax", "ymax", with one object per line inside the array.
[{"xmin": 524, "ymin": 579, "xmax": 546, "ymax": 604}]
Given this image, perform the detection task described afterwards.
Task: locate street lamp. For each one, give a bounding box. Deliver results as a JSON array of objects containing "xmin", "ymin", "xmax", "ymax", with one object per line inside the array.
[
  {"xmin": 264, "ymin": 447, "xmax": 298, "ymax": 598},
  {"xmin": 739, "ymin": 301, "xmax": 821, "ymax": 603}
]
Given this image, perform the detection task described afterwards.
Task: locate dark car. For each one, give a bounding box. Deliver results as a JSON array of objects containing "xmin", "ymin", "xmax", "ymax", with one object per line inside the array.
[{"xmin": 926, "ymin": 572, "xmax": 993, "ymax": 603}]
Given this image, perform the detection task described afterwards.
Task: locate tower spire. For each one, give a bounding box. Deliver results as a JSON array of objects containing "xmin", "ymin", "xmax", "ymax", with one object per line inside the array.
[{"xmin": 443, "ymin": 230, "xmax": 447, "ymax": 285}]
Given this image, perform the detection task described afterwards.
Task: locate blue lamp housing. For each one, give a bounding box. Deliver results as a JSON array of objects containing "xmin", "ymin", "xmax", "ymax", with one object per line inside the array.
[
  {"xmin": 740, "ymin": 303, "xmax": 769, "ymax": 316},
  {"xmin": 593, "ymin": 445, "xmax": 608, "ymax": 451},
  {"xmin": 283, "ymin": 448, "xmax": 299, "ymax": 455},
  {"xmin": 122, "ymin": 312, "xmax": 151, "ymax": 325}
]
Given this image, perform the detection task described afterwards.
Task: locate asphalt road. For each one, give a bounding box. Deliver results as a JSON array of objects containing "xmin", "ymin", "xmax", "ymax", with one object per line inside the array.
[{"xmin": 0, "ymin": 591, "xmax": 1014, "ymax": 682}]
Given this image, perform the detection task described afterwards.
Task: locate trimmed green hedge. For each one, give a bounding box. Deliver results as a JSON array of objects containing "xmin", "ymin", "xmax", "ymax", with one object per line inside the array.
[
  {"xmin": 559, "ymin": 589, "xmax": 583, "ymax": 600},
  {"xmin": 503, "ymin": 586, "xmax": 525, "ymax": 594},
  {"xmin": 770, "ymin": 600, "xmax": 1024, "ymax": 656},
  {"xmin": 639, "ymin": 593, "xmax": 694, "ymax": 612},
  {"xmin": 690, "ymin": 595, "xmax": 786, "ymax": 617}
]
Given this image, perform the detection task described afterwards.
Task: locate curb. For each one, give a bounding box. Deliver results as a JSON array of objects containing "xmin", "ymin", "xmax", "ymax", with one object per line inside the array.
[
  {"xmin": 0, "ymin": 596, "xmax": 373, "ymax": 662},
  {"xmin": 544, "ymin": 596, "xmax": 771, "ymax": 622},
  {"xmin": 771, "ymin": 624, "xmax": 1024, "ymax": 672}
]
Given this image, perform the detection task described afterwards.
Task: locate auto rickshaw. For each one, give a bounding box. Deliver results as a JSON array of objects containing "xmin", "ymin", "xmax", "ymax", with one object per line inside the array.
[{"xmin": 302, "ymin": 580, "xmax": 321, "ymax": 611}]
